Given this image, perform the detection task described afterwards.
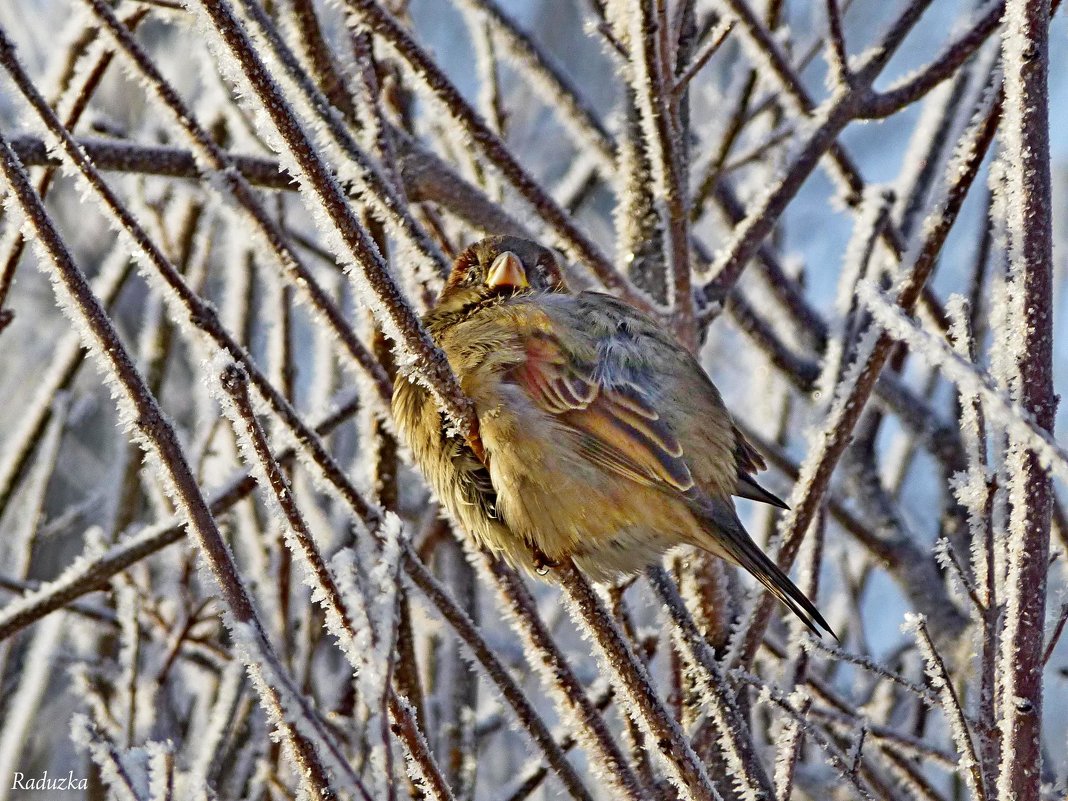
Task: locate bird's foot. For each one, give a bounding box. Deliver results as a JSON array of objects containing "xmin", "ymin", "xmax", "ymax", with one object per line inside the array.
[
  {"xmin": 466, "ymin": 421, "xmax": 490, "ymax": 467},
  {"xmin": 531, "ymin": 546, "xmax": 559, "ymax": 576}
]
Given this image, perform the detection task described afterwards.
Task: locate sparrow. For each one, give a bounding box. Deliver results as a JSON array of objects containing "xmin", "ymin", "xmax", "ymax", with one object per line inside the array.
[{"xmin": 392, "ymin": 235, "xmax": 832, "ymax": 637}]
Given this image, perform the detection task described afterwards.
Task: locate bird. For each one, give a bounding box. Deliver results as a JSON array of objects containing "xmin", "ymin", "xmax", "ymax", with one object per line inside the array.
[{"xmin": 392, "ymin": 235, "xmax": 833, "ymax": 637}]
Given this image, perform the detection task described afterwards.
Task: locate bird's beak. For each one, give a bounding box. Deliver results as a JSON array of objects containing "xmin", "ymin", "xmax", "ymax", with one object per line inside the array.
[{"xmin": 486, "ymin": 251, "xmax": 529, "ymax": 289}]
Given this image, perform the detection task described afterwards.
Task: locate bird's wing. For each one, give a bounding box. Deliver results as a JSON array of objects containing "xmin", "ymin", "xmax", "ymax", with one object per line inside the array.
[
  {"xmin": 508, "ymin": 329, "xmax": 696, "ymax": 494},
  {"xmin": 505, "ymin": 293, "xmax": 785, "ymax": 507},
  {"xmin": 732, "ymin": 427, "xmax": 789, "ymax": 509},
  {"xmin": 504, "ymin": 297, "xmax": 830, "ymax": 637}
]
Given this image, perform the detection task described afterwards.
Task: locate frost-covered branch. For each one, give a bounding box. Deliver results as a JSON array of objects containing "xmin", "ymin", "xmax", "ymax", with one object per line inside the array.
[
  {"xmin": 556, "ymin": 561, "xmax": 722, "ymax": 801},
  {"xmin": 0, "ymin": 120, "xmax": 357, "ymax": 801},
  {"xmin": 0, "ymin": 392, "xmax": 361, "ymax": 643},
  {"xmin": 403, "ymin": 549, "xmax": 597, "ymax": 801},
  {"xmin": 862, "ymin": 0, "xmax": 1003, "ymax": 119},
  {"xmin": 339, "ymin": 0, "xmax": 654, "ymax": 311},
  {"xmin": 185, "ymin": 0, "xmax": 477, "ymax": 443},
  {"xmin": 482, "ymin": 558, "xmax": 647, "ymax": 801},
  {"xmin": 1, "ymin": 0, "xmax": 1065, "ymax": 796},
  {"xmin": 992, "ymin": 0, "xmax": 1056, "ymax": 797},
  {"xmin": 81, "ymin": 0, "xmax": 391, "ymax": 404},
  {"xmin": 7, "ymin": 133, "xmax": 532, "ymax": 238},
  {"xmin": 623, "ymin": 0, "xmax": 696, "ymax": 344},
  {"xmin": 729, "ymin": 87, "xmax": 1000, "ymax": 669}
]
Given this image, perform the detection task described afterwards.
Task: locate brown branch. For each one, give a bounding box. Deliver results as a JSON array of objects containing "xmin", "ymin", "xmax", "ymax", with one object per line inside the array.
[
  {"xmin": 673, "ymin": 18, "xmax": 733, "ymax": 95},
  {"xmin": 189, "ymin": 0, "xmax": 477, "ymax": 442},
  {"xmin": 994, "ymin": 0, "xmax": 1056, "ymax": 797},
  {"xmin": 403, "ymin": 549, "xmax": 597, "ymax": 801},
  {"xmin": 861, "ymin": 0, "xmax": 1002, "ymax": 119},
  {"xmin": 224, "ymin": 0, "xmax": 450, "ymax": 280},
  {"xmin": 81, "ymin": 0, "xmax": 391, "ymax": 405},
  {"xmin": 0, "ymin": 110, "xmax": 355, "ymax": 801},
  {"xmin": 824, "ymin": 0, "xmax": 850, "ymax": 85},
  {"xmin": 0, "ymin": 252, "xmax": 133, "ymax": 518},
  {"xmin": 339, "ymin": 0, "xmax": 657, "ymax": 313},
  {"xmin": 288, "ymin": 0, "xmax": 357, "ymax": 120},
  {"xmin": 220, "ymin": 363, "xmax": 454, "ymax": 801},
  {"xmin": 0, "ymin": 5, "xmax": 148, "ymax": 315},
  {"xmin": 702, "ymin": 0, "xmax": 990, "ymax": 313},
  {"xmin": 0, "ymin": 392, "xmax": 361, "ymax": 643},
  {"xmin": 728, "ymin": 87, "xmax": 1000, "ymax": 670},
  {"xmin": 646, "ymin": 566, "xmax": 773, "ymax": 797},
  {"xmin": 7, "ymin": 134, "xmax": 532, "ymax": 240},
  {"xmin": 483, "ymin": 558, "xmax": 647, "ymax": 801},
  {"xmin": 452, "ymin": 0, "xmax": 616, "ymax": 168},
  {"xmin": 555, "ymin": 561, "xmax": 722, "ymax": 801},
  {"xmin": 910, "ymin": 616, "xmax": 986, "ymax": 801},
  {"xmin": 628, "ymin": 0, "xmax": 696, "ymax": 345}
]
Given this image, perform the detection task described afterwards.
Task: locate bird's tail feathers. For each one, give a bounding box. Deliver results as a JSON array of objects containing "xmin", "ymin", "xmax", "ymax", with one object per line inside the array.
[{"xmin": 693, "ymin": 498, "xmax": 836, "ymax": 640}]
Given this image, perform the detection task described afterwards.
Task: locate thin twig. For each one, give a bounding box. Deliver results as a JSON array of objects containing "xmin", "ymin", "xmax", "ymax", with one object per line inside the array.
[
  {"xmin": 0, "ymin": 115, "xmax": 358, "ymax": 801},
  {"xmin": 556, "ymin": 561, "xmax": 722, "ymax": 801}
]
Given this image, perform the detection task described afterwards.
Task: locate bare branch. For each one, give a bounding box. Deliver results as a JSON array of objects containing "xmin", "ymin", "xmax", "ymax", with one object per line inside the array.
[{"xmin": 994, "ymin": 1, "xmax": 1056, "ymax": 797}]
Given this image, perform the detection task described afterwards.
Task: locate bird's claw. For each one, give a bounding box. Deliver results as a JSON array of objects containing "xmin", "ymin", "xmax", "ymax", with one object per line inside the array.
[{"xmin": 532, "ymin": 546, "xmax": 559, "ymax": 575}]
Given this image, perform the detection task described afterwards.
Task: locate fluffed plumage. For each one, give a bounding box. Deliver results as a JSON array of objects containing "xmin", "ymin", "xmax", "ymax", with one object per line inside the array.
[{"xmin": 392, "ymin": 236, "xmax": 833, "ymax": 637}]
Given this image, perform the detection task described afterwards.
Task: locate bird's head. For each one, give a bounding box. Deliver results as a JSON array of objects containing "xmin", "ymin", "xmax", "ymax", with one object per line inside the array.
[{"xmin": 437, "ymin": 237, "xmax": 567, "ymax": 314}]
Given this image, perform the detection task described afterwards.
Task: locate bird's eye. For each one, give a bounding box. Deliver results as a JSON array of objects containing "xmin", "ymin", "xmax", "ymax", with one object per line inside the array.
[{"xmin": 533, "ymin": 257, "xmax": 564, "ymax": 291}]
